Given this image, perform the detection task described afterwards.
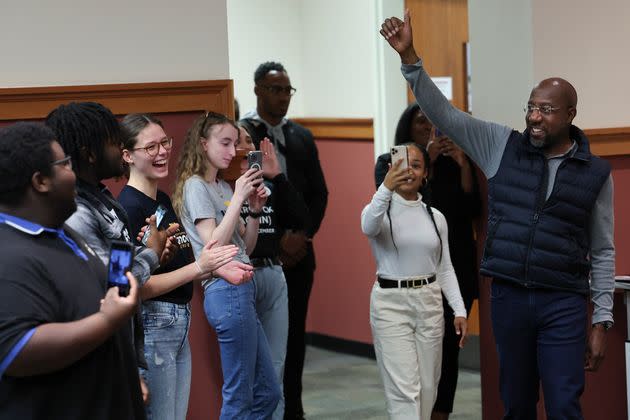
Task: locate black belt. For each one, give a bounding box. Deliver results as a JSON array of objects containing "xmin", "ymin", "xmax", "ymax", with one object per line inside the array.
[
  {"xmin": 250, "ymin": 257, "xmax": 282, "ymax": 268},
  {"xmin": 377, "ymin": 275, "xmax": 436, "ymax": 289}
]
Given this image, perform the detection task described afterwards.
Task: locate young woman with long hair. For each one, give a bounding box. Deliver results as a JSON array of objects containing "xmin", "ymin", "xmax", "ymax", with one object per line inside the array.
[
  {"xmin": 172, "ymin": 112, "xmax": 280, "ymax": 419},
  {"xmin": 375, "ymin": 104, "xmax": 481, "ymax": 419},
  {"xmin": 362, "ymin": 143, "xmax": 468, "ymax": 420},
  {"xmin": 118, "ymin": 113, "xmax": 247, "ymax": 420}
]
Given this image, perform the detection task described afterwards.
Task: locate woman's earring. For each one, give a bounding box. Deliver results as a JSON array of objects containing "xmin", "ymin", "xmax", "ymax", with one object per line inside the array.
[{"xmin": 422, "ymin": 177, "xmax": 428, "ymax": 187}]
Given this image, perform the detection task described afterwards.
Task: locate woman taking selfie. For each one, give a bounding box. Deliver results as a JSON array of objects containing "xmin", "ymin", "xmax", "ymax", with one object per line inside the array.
[
  {"xmin": 375, "ymin": 103, "xmax": 480, "ymax": 419},
  {"xmin": 362, "ymin": 143, "xmax": 468, "ymax": 420},
  {"xmin": 172, "ymin": 112, "xmax": 280, "ymax": 419}
]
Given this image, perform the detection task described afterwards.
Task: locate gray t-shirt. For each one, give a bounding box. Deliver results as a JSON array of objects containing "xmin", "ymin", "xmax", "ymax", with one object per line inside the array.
[{"xmin": 181, "ymin": 175, "xmax": 249, "ymax": 285}]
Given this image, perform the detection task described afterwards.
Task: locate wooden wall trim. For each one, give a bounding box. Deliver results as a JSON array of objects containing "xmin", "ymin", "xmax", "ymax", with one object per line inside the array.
[
  {"xmin": 287, "ymin": 118, "xmax": 630, "ymax": 156},
  {"xmin": 0, "ymin": 81, "xmax": 626, "ymax": 157},
  {"xmin": 0, "ymin": 80, "xmax": 234, "ymax": 120},
  {"xmin": 293, "ymin": 118, "xmax": 373, "ymax": 141},
  {"xmin": 585, "ymin": 127, "xmax": 630, "ymax": 157}
]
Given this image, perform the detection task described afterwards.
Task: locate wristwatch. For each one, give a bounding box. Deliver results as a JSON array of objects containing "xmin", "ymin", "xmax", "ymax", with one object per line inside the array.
[{"xmin": 593, "ymin": 321, "xmax": 613, "ymax": 331}]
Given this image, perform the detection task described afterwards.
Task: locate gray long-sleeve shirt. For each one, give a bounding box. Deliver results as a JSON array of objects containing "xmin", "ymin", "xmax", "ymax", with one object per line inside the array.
[{"xmin": 401, "ymin": 60, "xmax": 615, "ymax": 324}]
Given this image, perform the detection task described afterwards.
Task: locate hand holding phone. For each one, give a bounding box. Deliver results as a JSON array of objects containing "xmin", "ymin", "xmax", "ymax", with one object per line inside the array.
[
  {"xmin": 390, "ymin": 145, "xmax": 409, "ymax": 170},
  {"xmin": 141, "ymin": 204, "xmax": 168, "ymax": 245},
  {"xmin": 384, "ymin": 146, "xmax": 412, "ymax": 191},
  {"xmin": 100, "ymin": 270, "xmax": 139, "ymax": 329},
  {"xmin": 107, "ymin": 240, "xmax": 135, "ymax": 297},
  {"xmin": 247, "ymin": 151, "xmax": 263, "ymax": 173}
]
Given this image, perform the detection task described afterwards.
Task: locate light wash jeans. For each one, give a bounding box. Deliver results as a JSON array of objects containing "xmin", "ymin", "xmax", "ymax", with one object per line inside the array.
[
  {"xmin": 254, "ymin": 265, "xmax": 289, "ymax": 420},
  {"xmin": 204, "ymin": 278, "xmax": 281, "ymax": 420},
  {"xmin": 140, "ymin": 300, "xmax": 192, "ymax": 420}
]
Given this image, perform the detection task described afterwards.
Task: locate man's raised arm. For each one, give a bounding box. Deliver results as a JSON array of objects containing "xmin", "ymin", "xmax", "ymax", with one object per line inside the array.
[{"xmin": 380, "ymin": 10, "xmax": 512, "ymax": 178}]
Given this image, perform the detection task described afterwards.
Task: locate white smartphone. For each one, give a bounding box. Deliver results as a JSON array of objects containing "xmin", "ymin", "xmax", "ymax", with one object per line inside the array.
[
  {"xmin": 141, "ymin": 204, "xmax": 168, "ymax": 246},
  {"xmin": 390, "ymin": 145, "xmax": 408, "ymax": 170}
]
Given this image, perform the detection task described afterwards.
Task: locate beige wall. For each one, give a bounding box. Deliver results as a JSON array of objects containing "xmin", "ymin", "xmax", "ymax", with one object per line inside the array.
[
  {"xmin": 532, "ymin": 0, "xmax": 630, "ymax": 128},
  {"xmin": 227, "ymin": 0, "xmax": 305, "ymax": 117},
  {"xmin": 469, "ymin": 1, "xmax": 629, "ymax": 130},
  {"xmin": 1, "ymin": 0, "xmax": 229, "ymax": 87},
  {"xmin": 227, "ymin": 0, "xmax": 377, "ymax": 119},
  {"xmin": 227, "ymin": 0, "xmax": 405, "ymax": 156},
  {"xmin": 300, "ymin": 0, "xmax": 376, "ymax": 118},
  {"xmin": 468, "ymin": 0, "xmax": 534, "ymax": 130}
]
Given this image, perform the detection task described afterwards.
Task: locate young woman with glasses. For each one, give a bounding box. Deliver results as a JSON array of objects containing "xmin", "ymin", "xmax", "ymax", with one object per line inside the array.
[
  {"xmin": 118, "ymin": 113, "xmax": 248, "ymax": 420},
  {"xmin": 172, "ymin": 112, "xmax": 281, "ymax": 419}
]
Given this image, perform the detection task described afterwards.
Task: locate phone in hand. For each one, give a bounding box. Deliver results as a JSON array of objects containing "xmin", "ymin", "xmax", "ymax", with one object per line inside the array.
[
  {"xmin": 390, "ymin": 145, "xmax": 409, "ymax": 170},
  {"xmin": 107, "ymin": 240, "xmax": 135, "ymax": 297},
  {"xmin": 141, "ymin": 204, "xmax": 167, "ymax": 246},
  {"xmin": 247, "ymin": 151, "xmax": 263, "ymax": 172},
  {"xmin": 435, "ymin": 128, "xmax": 443, "ymax": 137}
]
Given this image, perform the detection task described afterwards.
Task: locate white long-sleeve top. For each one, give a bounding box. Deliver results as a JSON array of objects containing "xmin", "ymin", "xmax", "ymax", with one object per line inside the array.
[{"xmin": 361, "ymin": 184, "xmax": 467, "ymax": 318}]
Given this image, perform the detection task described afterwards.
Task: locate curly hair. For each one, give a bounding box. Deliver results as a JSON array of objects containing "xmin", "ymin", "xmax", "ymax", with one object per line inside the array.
[
  {"xmin": 254, "ymin": 61, "xmax": 287, "ymax": 83},
  {"xmin": 0, "ymin": 122, "xmax": 56, "ymax": 205},
  {"xmin": 171, "ymin": 112, "xmax": 237, "ymax": 217},
  {"xmin": 45, "ymin": 102, "xmax": 123, "ymax": 174}
]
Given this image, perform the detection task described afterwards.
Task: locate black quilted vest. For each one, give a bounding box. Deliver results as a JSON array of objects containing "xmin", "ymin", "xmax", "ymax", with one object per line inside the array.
[{"xmin": 480, "ymin": 126, "xmax": 610, "ymax": 294}]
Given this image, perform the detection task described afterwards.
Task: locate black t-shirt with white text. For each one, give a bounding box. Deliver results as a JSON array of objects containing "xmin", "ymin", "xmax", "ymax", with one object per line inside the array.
[
  {"xmin": 118, "ymin": 186, "xmax": 194, "ymax": 304},
  {"xmin": 240, "ymin": 174, "xmax": 308, "ymax": 259}
]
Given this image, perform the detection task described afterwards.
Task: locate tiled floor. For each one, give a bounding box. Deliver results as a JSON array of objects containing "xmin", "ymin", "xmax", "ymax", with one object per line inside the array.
[{"xmin": 302, "ymin": 346, "xmax": 482, "ymax": 419}]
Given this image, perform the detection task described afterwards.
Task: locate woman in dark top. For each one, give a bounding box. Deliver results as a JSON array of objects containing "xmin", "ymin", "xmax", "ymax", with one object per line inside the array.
[
  {"xmin": 374, "ymin": 103, "xmax": 481, "ymax": 420},
  {"xmin": 118, "ymin": 114, "xmax": 239, "ymax": 420},
  {"xmin": 233, "ymin": 125, "xmax": 309, "ymax": 420}
]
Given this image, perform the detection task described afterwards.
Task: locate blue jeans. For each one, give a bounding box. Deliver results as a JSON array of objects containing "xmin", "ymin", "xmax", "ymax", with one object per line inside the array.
[
  {"xmin": 254, "ymin": 265, "xmax": 288, "ymax": 420},
  {"xmin": 204, "ymin": 278, "xmax": 281, "ymax": 420},
  {"xmin": 491, "ymin": 280, "xmax": 587, "ymax": 420},
  {"xmin": 139, "ymin": 300, "xmax": 192, "ymax": 420}
]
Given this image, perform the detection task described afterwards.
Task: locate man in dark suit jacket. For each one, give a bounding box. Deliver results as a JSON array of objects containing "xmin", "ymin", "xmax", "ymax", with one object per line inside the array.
[{"xmin": 241, "ymin": 61, "xmax": 328, "ymax": 420}]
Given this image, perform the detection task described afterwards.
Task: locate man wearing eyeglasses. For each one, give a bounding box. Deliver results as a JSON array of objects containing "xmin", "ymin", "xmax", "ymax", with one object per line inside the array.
[
  {"xmin": 0, "ymin": 122, "xmax": 145, "ymax": 419},
  {"xmin": 381, "ymin": 11, "xmax": 614, "ymax": 420},
  {"xmin": 241, "ymin": 62, "xmax": 328, "ymax": 420}
]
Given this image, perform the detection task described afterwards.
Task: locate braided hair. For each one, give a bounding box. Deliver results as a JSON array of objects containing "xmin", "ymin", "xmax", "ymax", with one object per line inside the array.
[
  {"xmin": 386, "ymin": 142, "xmax": 443, "ymax": 263},
  {"xmin": 45, "ymin": 102, "xmax": 123, "ymax": 174}
]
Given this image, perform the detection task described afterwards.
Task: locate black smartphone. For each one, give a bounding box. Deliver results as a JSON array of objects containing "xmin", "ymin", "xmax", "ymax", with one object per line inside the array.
[
  {"xmin": 141, "ymin": 204, "xmax": 168, "ymax": 245},
  {"xmin": 247, "ymin": 151, "xmax": 263, "ymax": 172},
  {"xmin": 107, "ymin": 240, "xmax": 135, "ymax": 297}
]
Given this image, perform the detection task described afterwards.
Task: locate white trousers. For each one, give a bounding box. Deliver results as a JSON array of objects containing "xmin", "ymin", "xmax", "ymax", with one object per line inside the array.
[{"xmin": 370, "ymin": 280, "xmax": 445, "ymax": 420}]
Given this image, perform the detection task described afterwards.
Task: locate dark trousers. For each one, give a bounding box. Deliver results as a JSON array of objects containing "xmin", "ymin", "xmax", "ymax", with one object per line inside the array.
[
  {"xmin": 282, "ymin": 256, "xmax": 315, "ymax": 419},
  {"xmin": 491, "ymin": 280, "xmax": 587, "ymax": 420},
  {"xmin": 433, "ymin": 295, "xmax": 474, "ymax": 413}
]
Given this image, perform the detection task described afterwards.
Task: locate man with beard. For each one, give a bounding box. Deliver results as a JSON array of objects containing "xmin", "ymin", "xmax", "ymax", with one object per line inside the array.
[
  {"xmin": 0, "ymin": 122, "xmax": 144, "ymax": 419},
  {"xmin": 45, "ymin": 102, "xmax": 171, "ymax": 404},
  {"xmin": 380, "ymin": 11, "xmax": 615, "ymax": 420},
  {"xmin": 241, "ymin": 62, "xmax": 328, "ymax": 420}
]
